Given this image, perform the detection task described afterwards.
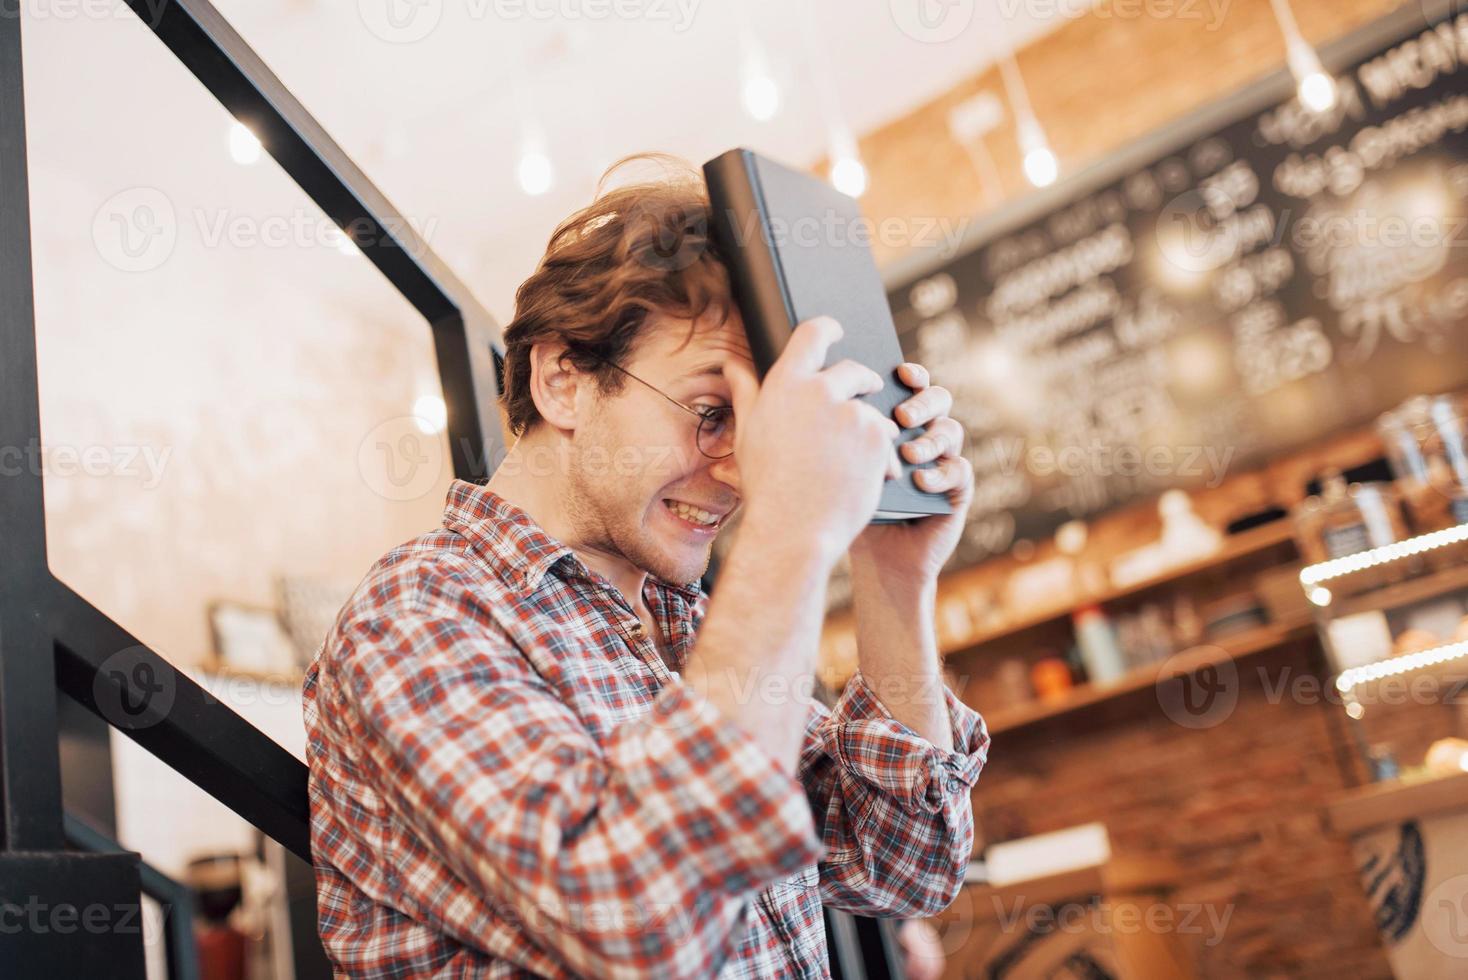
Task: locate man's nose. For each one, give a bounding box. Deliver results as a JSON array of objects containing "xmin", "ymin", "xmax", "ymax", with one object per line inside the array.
[{"xmin": 708, "ymin": 452, "xmax": 741, "ymax": 496}]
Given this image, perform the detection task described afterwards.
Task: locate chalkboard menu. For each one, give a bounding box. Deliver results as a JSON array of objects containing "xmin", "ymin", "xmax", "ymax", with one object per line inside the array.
[{"xmin": 888, "ymin": 3, "xmax": 1468, "ymax": 570}]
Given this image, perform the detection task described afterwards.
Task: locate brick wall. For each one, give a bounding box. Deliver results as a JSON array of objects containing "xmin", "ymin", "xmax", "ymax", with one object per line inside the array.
[
  {"xmin": 953, "ymin": 642, "xmax": 1395, "ymax": 978},
  {"xmin": 844, "ymin": 1, "xmax": 1434, "ymax": 976}
]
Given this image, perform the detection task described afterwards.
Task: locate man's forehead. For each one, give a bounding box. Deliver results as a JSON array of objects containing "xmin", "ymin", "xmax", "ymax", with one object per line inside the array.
[{"xmin": 640, "ymin": 312, "xmax": 751, "ymax": 377}]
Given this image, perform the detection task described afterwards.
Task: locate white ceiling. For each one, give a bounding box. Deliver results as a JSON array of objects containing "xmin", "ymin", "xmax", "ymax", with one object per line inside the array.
[{"xmin": 202, "ymin": 0, "xmax": 1072, "ymax": 323}]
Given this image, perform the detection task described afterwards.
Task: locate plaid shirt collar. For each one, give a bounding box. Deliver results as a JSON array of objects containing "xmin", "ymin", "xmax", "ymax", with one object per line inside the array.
[{"xmin": 442, "ymin": 479, "xmax": 706, "ymax": 601}]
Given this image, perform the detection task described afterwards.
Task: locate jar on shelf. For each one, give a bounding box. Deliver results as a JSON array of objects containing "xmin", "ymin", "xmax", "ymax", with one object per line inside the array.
[
  {"xmin": 1377, "ymin": 392, "xmax": 1468, "ymax": 531},
  {"xmin": 1292, "ymin": 469, "xmax": 1410, "ymax": 566}
]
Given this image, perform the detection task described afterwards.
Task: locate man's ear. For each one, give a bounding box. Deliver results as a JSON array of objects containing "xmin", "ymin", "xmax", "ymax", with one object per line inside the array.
[{"xmin": 528, "ymin": 341, "xmax": 587, "ymax": 432}]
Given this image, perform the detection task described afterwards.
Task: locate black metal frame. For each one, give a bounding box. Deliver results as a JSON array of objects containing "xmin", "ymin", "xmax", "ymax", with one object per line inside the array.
[
  {"xmin": 2, "ymin": 0, "xmax": 503, "ymax": 974},
  {"xmin": 0, "ymin": 0, "xmax": 504, "ymax": 860},
  {"xmin": 64, "ymin": 812, "xmax": 201, "ymax": 980}
]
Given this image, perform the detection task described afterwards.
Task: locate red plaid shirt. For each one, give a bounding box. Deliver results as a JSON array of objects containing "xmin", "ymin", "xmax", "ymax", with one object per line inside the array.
[{"xmin": 303, "ymin": 480, "xmax": 988, "ymax": 978}]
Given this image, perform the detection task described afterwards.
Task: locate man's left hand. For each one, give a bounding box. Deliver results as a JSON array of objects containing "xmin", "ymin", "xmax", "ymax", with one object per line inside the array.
[{"xmin": 849, "ymin": 362, "xmax": 973, "ymax": 586}]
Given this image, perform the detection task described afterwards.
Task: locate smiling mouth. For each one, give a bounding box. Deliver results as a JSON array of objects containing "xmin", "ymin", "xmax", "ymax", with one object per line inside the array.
[{"xmin": 662, "ymin": 498, "xmax": 726, "ymax": 530}]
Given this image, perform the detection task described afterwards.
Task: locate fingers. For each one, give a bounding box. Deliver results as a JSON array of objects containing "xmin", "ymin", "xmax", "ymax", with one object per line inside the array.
[
  {"xmin": 821, "ymin": 358, "xmax": 886, "ymax": 402},
  {"xmin": 777, "ymin": 316, "xmax": 843, "ymax": 377},
  {"xmin": 895, "ymin": 384, "xmax": 952, "ymax": 428},
  {"xmin": 914, "ymin": 452, "xmax": 974, "ymax": 497},
  {"xmin": 886, "ymin": 444, "xmax": 902, "ymax": 481},
  {"xmin": 724, "ymin": 358, "xmax": 760, "ymax": 419},
  {"xmin": 896, "ymin": 361, "xmax": 930, "ymax": 390},
  {"xmin": 900, "ymin": 416, "xmax": 964, "ymax": 464}
]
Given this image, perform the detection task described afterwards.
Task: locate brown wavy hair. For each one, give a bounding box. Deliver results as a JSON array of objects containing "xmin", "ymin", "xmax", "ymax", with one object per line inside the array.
[{"xmin": 498, "ymin": 154, "xmax": 733, "ymax": 438}]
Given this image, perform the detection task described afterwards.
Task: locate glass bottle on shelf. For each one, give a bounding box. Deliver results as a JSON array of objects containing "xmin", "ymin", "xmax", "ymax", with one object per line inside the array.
[
  {"xmin": 1378, "ymin": 392, "xmax": 1468, "ymax": 532},
  {"xmin": 1291, "ymin": 468, "xmax": 1409, "ymax": 566}
]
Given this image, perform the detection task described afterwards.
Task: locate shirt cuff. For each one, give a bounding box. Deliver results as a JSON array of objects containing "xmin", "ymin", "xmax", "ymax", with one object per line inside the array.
[
  {"xmin": 614, "ymin": 673, "xmax": 825, "ymax": 892},
  {"xmin": 821, "ymin": 669, "xmax": 989, "ymax": 815}
]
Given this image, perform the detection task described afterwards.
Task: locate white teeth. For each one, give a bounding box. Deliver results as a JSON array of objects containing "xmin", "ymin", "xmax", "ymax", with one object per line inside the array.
[{"xmin": 667, "ymin": 500, "xmax": 718, "ymax": 526}]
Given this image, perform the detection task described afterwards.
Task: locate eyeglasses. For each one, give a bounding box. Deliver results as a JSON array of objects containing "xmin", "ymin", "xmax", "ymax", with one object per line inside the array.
[{"xmin": 598, "ymin": 359, "xmax": 735, "ymax": 460}]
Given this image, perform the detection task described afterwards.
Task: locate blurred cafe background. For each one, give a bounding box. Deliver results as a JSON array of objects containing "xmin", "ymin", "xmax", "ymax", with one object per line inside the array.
[{"xmin": 11, "ymin": 0, "xmax": 1468, "ymax": 976}]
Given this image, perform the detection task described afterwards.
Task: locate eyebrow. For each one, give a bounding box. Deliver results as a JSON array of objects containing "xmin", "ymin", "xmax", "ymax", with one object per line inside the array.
[{"xmin": 677, "ymin": 363, "xmax": 727, "ymax": 382}]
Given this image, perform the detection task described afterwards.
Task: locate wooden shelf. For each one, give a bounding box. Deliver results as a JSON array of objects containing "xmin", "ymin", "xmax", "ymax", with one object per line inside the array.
[
  {"xmin": 1329, "ymin": 561, "xmax": 1468, "ymax": 619},
  {"xmin": 818, "ymin": 520, "xmax": 1300, "ymax": 689},
  {"xmin": 945, "ymin": 519, "xmax": 1297, "ymax": 656},
  {"xmin": 981, "ymin": 617, "xmax": 1316, "ymax": 736},
  {"xmin": 1327, "ymin": 770, "xmax": 1468, "ymax": 836}
]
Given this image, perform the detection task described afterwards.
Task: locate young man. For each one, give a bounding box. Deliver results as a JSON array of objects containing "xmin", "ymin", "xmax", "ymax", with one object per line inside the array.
[{"xmin": 303, "ymin": 166, "xmax": 989, "ymax": 978}]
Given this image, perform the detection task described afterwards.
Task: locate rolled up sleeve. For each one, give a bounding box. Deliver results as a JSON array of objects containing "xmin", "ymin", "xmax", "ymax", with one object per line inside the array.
[{"xmin": 799, "ymin": 668, "xmax": 989, "ymax": 918}]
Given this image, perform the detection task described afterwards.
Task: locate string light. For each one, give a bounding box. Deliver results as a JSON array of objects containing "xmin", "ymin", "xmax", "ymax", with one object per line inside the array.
[
  {"xmin": 1299, "ymin": 523, "xmax": 1468, "ymax": 586},
  {"xmin": 1336, "ymin": 639, "xmax": 1468, "ymax": 693}
]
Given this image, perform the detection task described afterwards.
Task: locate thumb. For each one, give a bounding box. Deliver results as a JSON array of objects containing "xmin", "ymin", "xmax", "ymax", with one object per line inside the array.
[{"xmin": 725, "ymin": 358, "xmax": 760, "ymax": 420}]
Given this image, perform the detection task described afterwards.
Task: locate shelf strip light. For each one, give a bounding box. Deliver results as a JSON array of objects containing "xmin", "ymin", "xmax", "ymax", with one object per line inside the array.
[
  {"xmin": 1300, "ymin": 522, "xmax": 1468, "ymax": 586},
  {"xmin": 1335, "ymin": 639, "xmax": 1468, "ymax": 693}
]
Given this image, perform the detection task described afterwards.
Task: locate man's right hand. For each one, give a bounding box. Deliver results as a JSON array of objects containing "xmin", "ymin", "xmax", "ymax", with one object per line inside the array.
[{"xmin": 724, "ymin": 316, "xmax": 900, "ymax": 568}]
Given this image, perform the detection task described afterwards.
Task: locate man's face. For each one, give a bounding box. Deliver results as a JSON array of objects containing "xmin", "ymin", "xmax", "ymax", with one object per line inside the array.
[{"xmin": 564, "ymin": 310, "xmax": 751, "ymax": 586}]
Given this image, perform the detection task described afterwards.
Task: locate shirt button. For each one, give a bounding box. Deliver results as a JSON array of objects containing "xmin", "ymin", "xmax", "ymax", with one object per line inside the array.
[{"xmin": 945, "ymin": 776, "xmax": 964, "ymax": 794}]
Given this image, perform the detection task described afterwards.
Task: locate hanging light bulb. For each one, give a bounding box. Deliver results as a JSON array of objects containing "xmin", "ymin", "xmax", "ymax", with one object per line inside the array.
[
  {"xmin": 742, "ymin": 73, "xmax": 781, "ymax": 122},
  {"xmin": 830, "ymin": 153, "xmax": 868, "ymax": 197},
  {"xmin": 1017, "ymin": 117, "xmax": 1057, "ymax": 188},
  {"xmin": 828, "ymin": 131, "xmax": 867, "ymax": 197},
  {"xmin": 739, "ymin": 30, "xmax": 781, "ymax": 122},
  {"xmin": 412, "ymin": 394, "xmax": 448, "ymax": 434},
  {"xmin": 1270, "ymin": 0, "xmax": 1336, "ymax": 112},
  {"xmin": 797, "ymin": 0, "xmax": 864, "ymax": 196},
  {"xmin": 1289, "ymin": 42, "xmax": 1337, "ymax": 111},
  {"xmin": 517, "ymin": 145, "xmax": 554, "ymax": 196},
  {"xmin": 229, "ymin": 122, "xmax": 261, "ymax": 165},
  {"xmin": 993, "ymin": 23, "xmax": 1058, "ymax": 190}
]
